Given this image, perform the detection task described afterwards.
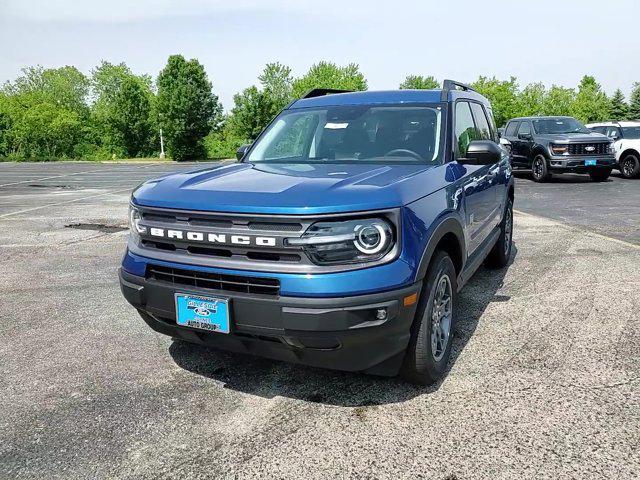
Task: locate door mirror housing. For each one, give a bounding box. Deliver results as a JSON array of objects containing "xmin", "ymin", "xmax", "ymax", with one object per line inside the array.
[
  {"xmin": 236, "ymin": 144, "xmax": 251, "ymax": 161},
  {"xmin": 458, "ymin": 140, "xmax": 502, "ymax": 165},
  {"xmin": 518, "ymin": 132, "xmax": 533, "ymax": 141}
]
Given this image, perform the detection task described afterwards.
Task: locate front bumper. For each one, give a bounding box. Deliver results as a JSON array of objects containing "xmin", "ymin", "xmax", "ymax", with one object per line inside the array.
[
  {"xmin": 548, "ymin": 155, "xmax": 616, "ymax": 173},
  {"xmin": 119, "ymin": 267, "xmax": 421, "ymax": 376}
]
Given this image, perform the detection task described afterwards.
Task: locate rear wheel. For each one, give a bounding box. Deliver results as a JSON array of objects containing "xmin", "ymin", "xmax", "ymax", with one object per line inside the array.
[
  {"xmin": 589, "ymin": 168, "xmax": 611, "ymax": 182},
  {"xmin": 402, "ymin": 251, "xmax": 457, "ymax": 385},
  {"xmin": 486, "ymin": 197, "xmax": 513, "ymax": 268},
  {"xmin": 620, "ymin": 153, "xmax": 640, "ymax": 179},
  {"xmin": 531, "ymin": 154, "xmax": 550, "ymax": 182}
]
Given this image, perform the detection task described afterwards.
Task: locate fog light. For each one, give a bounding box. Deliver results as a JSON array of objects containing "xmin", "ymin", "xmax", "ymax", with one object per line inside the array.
[{"xmin": 375, "ymin": 308, "xmax": 387, "ymax": 321}]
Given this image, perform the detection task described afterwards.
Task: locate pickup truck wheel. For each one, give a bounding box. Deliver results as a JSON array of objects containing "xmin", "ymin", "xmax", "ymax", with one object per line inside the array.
[
  {"xmin": 401, "ymin": 250, "xmax": 457, "ymax": 385},
  {"xmin": 589, "ymin": 168, "xmax": 611, "ymax": 182},
  {"xmin": 620, "ymin": 153, "xmax": 640, "ymax": 179},
  {"xmin": 486, "ymin": 197, "xmax": 513, "ymax": 268},
  {"xmin": 531, "ymin": 155, "xmax": 550, "ymax": 182}
]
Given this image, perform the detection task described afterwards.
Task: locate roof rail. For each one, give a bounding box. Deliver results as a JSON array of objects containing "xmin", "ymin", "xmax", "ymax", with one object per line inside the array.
[
  {"xmin": 300, "ymin": 88, "xmax": 353, "ymax": 99},
  {"xmin": 440, "ymin": 79, "xmax": 476, "ymax": 101}
]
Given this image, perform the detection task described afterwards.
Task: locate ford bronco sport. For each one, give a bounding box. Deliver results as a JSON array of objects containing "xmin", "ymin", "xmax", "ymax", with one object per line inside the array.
[
  {"xmin": 586, "ymin": 121, "xmax": 640, "ymax": 179},
  {"xmin": 119, "ymin": 80, "xmax": 514, "ymax": 385},
  {"xmin": 502, "ymin": 116, "xmax": 616, "ymax": 182}
]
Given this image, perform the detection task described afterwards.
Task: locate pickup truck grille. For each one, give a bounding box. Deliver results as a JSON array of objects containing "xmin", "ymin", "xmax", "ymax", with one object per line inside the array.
[
  {"xmin": 567, "ymin": 143, "xmax": 610, "ymax": 155},
  {"xmin": 147, "ymin": 265, "xmax": 280, "ymax": 296}
]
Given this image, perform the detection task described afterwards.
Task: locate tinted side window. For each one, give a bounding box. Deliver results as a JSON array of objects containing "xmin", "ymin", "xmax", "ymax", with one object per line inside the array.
[
  {"xmin": 518, "ymin": 122, "xmax": 532, "ymax": 136},
  {"xmin": 455, "ymin": 102, "xmax": 479, "ymax": 157},
  {"xmin": 505, "ymin": 121, "xmax": 519, "ymax": 137},
  {"xmin": 470, "ymin": 103, "xmax": 492, "ymax": 141},
  {"xmin": 590, "ymin": 126, "xmax": 606, "ymax": 135}
]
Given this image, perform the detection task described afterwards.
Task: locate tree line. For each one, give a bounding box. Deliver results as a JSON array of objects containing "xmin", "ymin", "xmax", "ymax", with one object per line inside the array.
[{"xmin": 1, "ymin": 56, "xmax": 639, "ymax": 161}]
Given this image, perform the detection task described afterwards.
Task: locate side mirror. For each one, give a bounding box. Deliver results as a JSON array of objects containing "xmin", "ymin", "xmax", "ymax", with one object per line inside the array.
[
  {"xmin": 459, "ymin": 140, "xmax": 502, "ymax": 165},
  {"xmin": 518, "ymin": 133, "xmax": 532, "ymax": 141},
  {"xmin": 236, "ymin": 144, "xmax": 251, "ymax": 161}
]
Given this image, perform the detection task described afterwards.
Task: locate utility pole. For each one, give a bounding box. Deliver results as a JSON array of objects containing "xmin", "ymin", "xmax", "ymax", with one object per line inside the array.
[{"xmin": 159, "ymin": 128, "xmax": 165, "ymax": 159}]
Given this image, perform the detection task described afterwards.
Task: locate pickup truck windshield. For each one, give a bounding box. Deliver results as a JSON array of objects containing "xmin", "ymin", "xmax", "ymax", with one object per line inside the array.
[
  {"xmin": 532, "ymin": 118, "xmax": 590, "ymax": 134},
  {"xmin": 246, "ymin": 104, "xmax": 444, "ymax": 164}
]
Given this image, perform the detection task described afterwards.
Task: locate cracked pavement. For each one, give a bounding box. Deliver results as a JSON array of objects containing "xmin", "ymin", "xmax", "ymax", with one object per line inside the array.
[{"xmin": 0, "ymin": 162, "xmax": 638, "ymax": 479}]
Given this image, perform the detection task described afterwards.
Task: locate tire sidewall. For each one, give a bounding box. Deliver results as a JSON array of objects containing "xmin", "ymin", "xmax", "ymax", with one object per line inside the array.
[
  {"xmin": 532, "ymin": 154, "xmax": 548, "ymax": 182},
  {"xmin": 620, "ymin": 154, "xmax": 640, "ymax": 179},
  {"xmin": 404, "ymin": 252, "xmax": 458, "ymax": 383}
]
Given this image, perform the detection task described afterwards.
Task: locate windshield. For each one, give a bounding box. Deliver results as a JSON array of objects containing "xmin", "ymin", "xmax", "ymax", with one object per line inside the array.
[
  {"xmin": 622, "ymin": 126, "xmax": 640, "ymax": 139},
  {"xmin": 532, "ymin": 118, "xmax": 590, "ymax": 134},
  {"xmin": 246, "ymin": 104, "xmax": 445, "ymax": 164}
]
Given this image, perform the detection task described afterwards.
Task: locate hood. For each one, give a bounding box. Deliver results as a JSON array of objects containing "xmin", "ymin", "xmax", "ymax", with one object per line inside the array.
[
  {"xmin": 537, "ymin": 132, "xmax": 610, "ymax": 143},
  {"xmin": 132, "ymin": 162, "xmax": 439, "ymax": 215}
]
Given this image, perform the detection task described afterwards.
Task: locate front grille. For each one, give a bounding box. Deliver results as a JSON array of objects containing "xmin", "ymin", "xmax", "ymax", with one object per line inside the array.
[
  {"xmin": 147, "ymin": 265, "xmax": 280, "ymax": 296},
  {"xmin": 137, "ymin": 208, "xmax": 309, "ymax": 265},
  {"xmin": 567, "ymin": 143, "xmax": 609, "ymax": 155}
]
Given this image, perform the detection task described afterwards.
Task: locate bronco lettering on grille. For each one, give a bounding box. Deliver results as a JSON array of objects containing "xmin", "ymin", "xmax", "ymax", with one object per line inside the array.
[{"xmin": 147, "ymin": 228, "xmax": 277, "ymax": 247}]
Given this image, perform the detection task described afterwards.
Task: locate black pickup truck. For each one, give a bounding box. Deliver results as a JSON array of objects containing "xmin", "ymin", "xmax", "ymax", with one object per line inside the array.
[{"xmin": 502, "ymin": 116, "xmax": 616, "ymax": 182}]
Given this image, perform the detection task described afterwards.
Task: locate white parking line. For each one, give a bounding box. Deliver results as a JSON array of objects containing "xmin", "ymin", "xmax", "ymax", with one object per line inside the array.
[
  {"xmin": 0, "ymin": 168, "xmax": 106, "ymax": 188},
  {"xmin": 0, "ymin": 187, "xmax": 134, "ymax": 218}
]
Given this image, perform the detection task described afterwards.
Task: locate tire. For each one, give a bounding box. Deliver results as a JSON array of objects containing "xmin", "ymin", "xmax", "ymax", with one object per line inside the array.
[
  {"xmin": 589, "ymin": 168, "xmax": 611, "ymax": 182},
  {"xmin": 486, "ymin": 197, "xmax": 513, "ymax": 268},
  {"xmin": 401, "ymin": 250, "xmax": 458, "ymax": 385},
  {"xmin": 620, "ymin": 153, "xmax": 640, "ymax": 179},
  {"xmin": 531, "ymin": 154, "xmax": 550, "ymax": 182}
]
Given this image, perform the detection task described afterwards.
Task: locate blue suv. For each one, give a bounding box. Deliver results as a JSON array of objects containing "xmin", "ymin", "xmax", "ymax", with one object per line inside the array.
[{"xmin": 119, "ymin": 80, "xmax": 514, "ymax": 385}]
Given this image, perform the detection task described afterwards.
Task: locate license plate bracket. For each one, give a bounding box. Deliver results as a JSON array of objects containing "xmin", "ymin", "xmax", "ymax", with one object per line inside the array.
[
  {"xmin": 175, "ymin": 293, "xmax": 230, "ymax": 333},
  {"xmin": 584, "ymin": 158, "xmax": 597, "ymax": 166}
]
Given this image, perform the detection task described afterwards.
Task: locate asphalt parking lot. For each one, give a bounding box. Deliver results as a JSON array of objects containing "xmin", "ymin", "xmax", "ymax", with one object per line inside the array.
[{"xmin": 1, "ymin": 162, "xmax": 639, "ymax": 479}]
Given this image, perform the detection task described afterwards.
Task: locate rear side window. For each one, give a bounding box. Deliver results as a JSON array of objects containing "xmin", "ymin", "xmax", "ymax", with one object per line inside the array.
[
  {"xmin": 455, "ymin": 102, "xmax": 479, "ymax": 157},
  {"xmin": 518, "ymin": 122, "xmax": 532, "ymax": 136},
  {"xmin": 505, "ymin": 121, "xmax": 519, "ymax": 137},
  {"xmin": 470, "ymin": 103, "xmax": 492, "ymax": 141}
]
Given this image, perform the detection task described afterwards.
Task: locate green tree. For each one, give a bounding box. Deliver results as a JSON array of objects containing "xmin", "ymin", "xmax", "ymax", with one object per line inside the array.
[
  {"xmin": 156, "ymin": 55, "xmax": 221, "ymax": 161},
  {"xmin": 227, "ymin": 86, "xmax": 277, "ymax": 141},
  {"xmin": 471, "ymin": 76, "xmax": 520, "ymax": 127},
  {"xmin": 90, "ymin": 61, "xmax": 155, "ymax": 158},
  {"xmin": 518, "ymin": 83, "xmax": 546, "ymax": 117},
  {"xmin": 291, "ymin": 61, "xmax": 367, "ymax": 99},
  {"xmin": 609, "ymin": 89, "xmax": 628, "ymax": 120},
  {"xmin": 6, "ymin": 65, "xmax": 89, "ymax": 117},
  {"xmin": 259, "ymin": 62, "xmax": 293, "ymax": 111},
  {"xmin": 399, "ymin": 75, "xmax": 439, "ymax": 90},
  {"xmin": 571, "ymin": 76, "xmax": 610, "ymax": 123},
  {"xmin": 628, "ymin": 82, "xmax": 640, "ymax": 120},
  {"xmin": 541, "ymin": 86, "xmax": 576, "ymax": 116},
  {"xmin": 110, "ymin": 76, "xmax": 154, "ymax": 157}
]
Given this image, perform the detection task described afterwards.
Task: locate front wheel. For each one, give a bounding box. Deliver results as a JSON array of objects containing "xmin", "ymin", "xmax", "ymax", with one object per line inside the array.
[
  {"xmin": 486, "ymin": 197, "xmax": 513, "ymax": 268},
  {"xmin": 589, "ymin": 168, "xmax": 611, "ymax": 182},
  {"xmin": 402, "ymin": 251, "xmax": 458, "ymax": 385},
  {"xmin": 531, "ymin": 155, "xmax": 550, "ymax": 182},
  {"xmin": 620, "ymin": 154, "xmax": 640, "ymax": 179}
]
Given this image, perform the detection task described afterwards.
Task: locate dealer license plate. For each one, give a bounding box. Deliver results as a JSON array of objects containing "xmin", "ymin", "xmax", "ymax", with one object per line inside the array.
[{"xmin": 175, "ymin": 293, "xmax": 230, "ymax": 333}]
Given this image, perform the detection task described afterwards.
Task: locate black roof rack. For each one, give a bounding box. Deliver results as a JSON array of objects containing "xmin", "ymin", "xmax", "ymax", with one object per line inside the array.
[
  {"xmin": 440, "ymin": 79, "xmax": 476, "ymax": 101},
  {"xmin": 300, "ymin": 88, "xmax": 353, "ymax": 99}
]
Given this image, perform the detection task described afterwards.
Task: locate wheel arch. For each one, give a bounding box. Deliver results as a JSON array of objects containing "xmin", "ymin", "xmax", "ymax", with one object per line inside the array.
[
  {"xmin": 415, "ymin": 217, "xmax": 465, "ymax": 283},
  {"xmin": 620, "ymin": 148, "xmax": 639, "ymax": 161}
]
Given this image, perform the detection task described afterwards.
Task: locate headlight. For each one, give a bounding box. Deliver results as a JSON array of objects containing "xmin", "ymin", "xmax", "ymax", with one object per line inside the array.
[
  {"xmin": 287, "ymin": 218, "xmax": 394, "ymax": 265},
  {"xmin": 607, "ymin": 142, "xmax": 615, "ymax": 154},
  {"xmin": 550, "ymin": 144, "xmax": 568, "ymax": 155},
  {"xmin": 129, "ymin": 205, "xmax": 146, "ymax": 239}
]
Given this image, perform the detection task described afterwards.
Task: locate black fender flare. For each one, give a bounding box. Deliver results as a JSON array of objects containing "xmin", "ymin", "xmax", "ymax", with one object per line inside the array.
[
  {"xmin": 531, "ymin": 144, "xmax": 549, "ymax": 159},
  {"xmin": 415, "ymin": 215, "xmax": 466, "ymax": 282}
]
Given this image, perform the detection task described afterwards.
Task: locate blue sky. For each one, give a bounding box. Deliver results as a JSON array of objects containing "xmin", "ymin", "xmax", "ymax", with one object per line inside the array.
[{"xmin": 1, "ymin": 0, "xmax": 638, "ymax": 110}]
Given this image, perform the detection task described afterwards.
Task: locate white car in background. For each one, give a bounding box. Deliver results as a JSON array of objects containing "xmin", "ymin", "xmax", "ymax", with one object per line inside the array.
[{"xmin": 586, "ymin": 121, "xmax": 640, "ymax": 178}]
